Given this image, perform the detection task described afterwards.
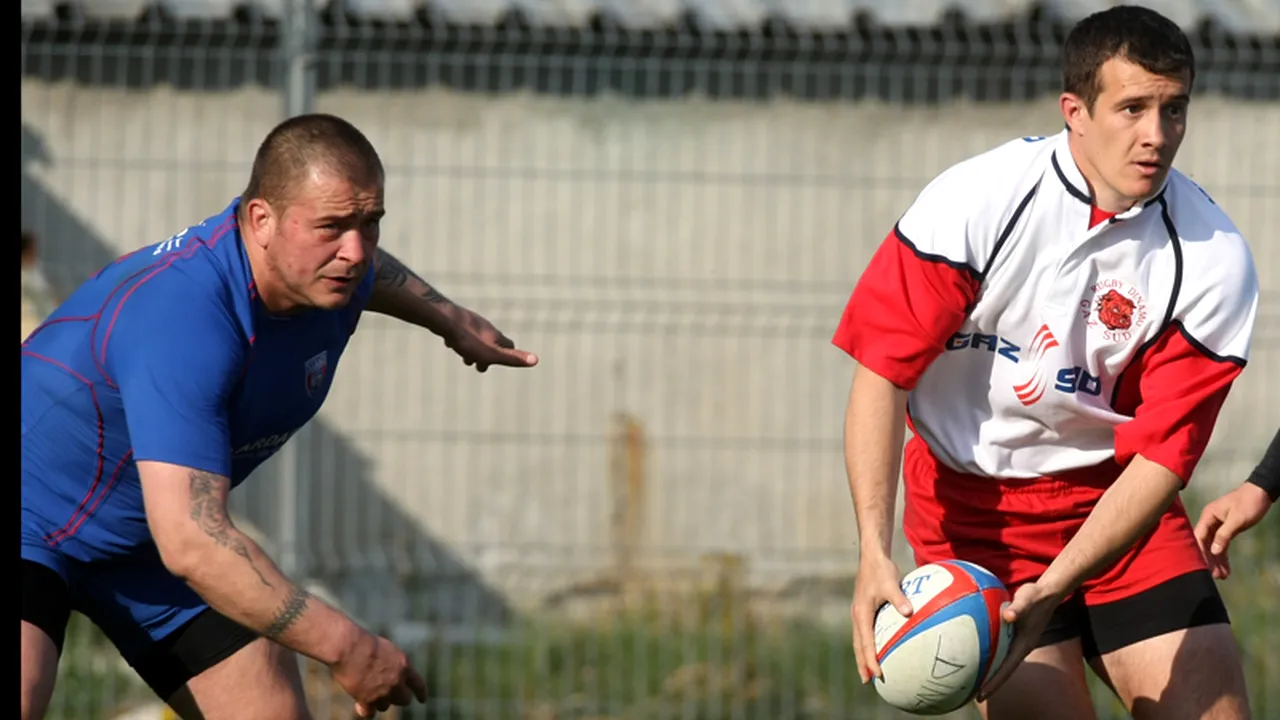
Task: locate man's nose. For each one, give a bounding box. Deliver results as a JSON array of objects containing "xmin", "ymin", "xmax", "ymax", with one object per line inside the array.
[
  {"xmin": 336, "ymin": 229, "xmax": 367, "ymax": 266},
  {"xmin": 1143, "ymin": 112, "xmax": 1167, "ymax": 150}
]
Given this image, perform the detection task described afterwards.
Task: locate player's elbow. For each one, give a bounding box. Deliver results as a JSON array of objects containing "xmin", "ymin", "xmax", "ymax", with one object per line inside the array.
[
  {"xmin": 138, "ymin": 461, "xmax": 235, "ymax": 582},
  {"xmin": 152, "ymin": 521, "xmax": 211, "ymax": 581},
  {"xmin": 146, "ymin": 500, "xmax": 225, "ymax": 582},
  {"xmin": 846, "ymin": 362, "xmax": 909, "ymax": 421}
]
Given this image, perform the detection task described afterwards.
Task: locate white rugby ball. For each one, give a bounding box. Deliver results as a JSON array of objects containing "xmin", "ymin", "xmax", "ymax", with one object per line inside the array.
[{"xmin": 872, "ymin": 560, "xmax": 1015, "ymax": 716}]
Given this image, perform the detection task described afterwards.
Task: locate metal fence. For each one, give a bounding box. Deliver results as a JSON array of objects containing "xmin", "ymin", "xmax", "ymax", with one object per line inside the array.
[{"xmin": 21, "ymin": 7, "xmax": 1280, "ymax": 720}]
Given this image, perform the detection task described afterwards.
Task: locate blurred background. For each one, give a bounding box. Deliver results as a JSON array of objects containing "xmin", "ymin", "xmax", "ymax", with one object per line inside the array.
[{"xmin": 20, "ymin": 1, "xmax": 1279, "ymax": 718}]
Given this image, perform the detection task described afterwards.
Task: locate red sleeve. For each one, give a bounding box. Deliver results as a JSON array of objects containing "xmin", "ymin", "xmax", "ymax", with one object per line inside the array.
[
  {"xmin": 1112, "ymin": 321, "xmax": 1246, "ymax": 484},
  {"xmin": 831, "ymin": 227, "xmax": 981, "ymax": 390}
]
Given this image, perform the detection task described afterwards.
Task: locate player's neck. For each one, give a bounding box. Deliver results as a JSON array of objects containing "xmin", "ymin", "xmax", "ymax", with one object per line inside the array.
[{"xmin": 1065, "ymin": 137, "xmax": 1141, "ymax": 215}]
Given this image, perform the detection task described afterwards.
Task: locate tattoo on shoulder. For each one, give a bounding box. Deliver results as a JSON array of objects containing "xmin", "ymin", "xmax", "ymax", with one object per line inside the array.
[
  {"xmin": 265, "ymin": 585, "xmax": 311, "ymax": 639},
  {"xmin": 187, "ymin": 470, "xmax": 272, "ymax": 588}
]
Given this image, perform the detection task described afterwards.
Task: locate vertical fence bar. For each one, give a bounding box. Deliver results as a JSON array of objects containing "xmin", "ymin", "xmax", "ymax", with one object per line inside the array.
[
  {"xmin": 282, "ymin": 0, "xmax": 316, "ymax": 119},
  {"xmin": 276, "ymin": 0, "xmax": 317, "ymax": 586}
]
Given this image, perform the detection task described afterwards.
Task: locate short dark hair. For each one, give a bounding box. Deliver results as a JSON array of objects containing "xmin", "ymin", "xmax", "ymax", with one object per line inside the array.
[
  {"xmin": 1062, "ymin": 5, "xmax": 1195, "ymax": 111},
  {"xmin": 242, "ymin": 113, "xmax": 384, "ymax": 206}
]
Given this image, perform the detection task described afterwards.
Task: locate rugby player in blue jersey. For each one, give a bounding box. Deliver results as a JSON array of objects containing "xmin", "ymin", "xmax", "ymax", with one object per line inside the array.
[{"xmin": 21, "ymin": 113, "xmax": 537, "ymax": 720}]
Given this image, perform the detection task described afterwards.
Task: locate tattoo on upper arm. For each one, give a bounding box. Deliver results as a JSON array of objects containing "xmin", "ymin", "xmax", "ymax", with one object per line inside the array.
[
  {"xmin": 265, "ymin": 584, "xmax": 311, "ymax": 639},
  {"xmin": 187, "ymin": 470, "xmax": 273, "ymax": 588},
  {"xmin": 373, "ymin": 249, "xmax": 450, "ymax": 305}
]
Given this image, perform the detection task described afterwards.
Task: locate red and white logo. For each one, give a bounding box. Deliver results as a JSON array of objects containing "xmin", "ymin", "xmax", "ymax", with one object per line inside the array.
[
  {"xmin": 1080, "ymin": 279, "xmax": 1148, "ymax": 343},
  {"xmin": 1012, "ymin": 323, "xmax": 1059, "ymax": 407},
  {"xmin": 304, "ymin": 350, "xmax": 329, "ymax": 396}
]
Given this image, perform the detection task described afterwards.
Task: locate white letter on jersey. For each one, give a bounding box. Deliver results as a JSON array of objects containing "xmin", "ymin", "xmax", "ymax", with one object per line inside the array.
[{"xmin": 153, "ymin": 228, "xmax": 189, "ymax": 255}]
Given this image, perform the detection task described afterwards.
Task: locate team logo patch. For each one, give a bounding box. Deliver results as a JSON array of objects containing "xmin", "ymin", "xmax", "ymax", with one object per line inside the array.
[
  {"xmin": 304, "ymin": 350, "xmax": 329, "ymax": 396},
  {"xmin": 1080, "ymin": 279, "xmax": 1148, "ymax": 343}
]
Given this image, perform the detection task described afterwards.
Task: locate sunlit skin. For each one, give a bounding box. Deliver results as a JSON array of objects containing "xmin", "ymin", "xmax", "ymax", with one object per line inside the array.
[
  {"xmin": 239, "ymin": 167, "xmax": 385, "ymax": 314},
  {"xmin": 1061, "ymin": 56, "xmax": 1191, "ymax": 213}
]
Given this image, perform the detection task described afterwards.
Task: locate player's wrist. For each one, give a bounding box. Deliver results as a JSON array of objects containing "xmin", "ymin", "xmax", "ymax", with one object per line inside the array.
[
  {"xmin": 856, "ymin": 539, "xmax": 894, "ymax": 565},
  {"xmin": 1031, "ymin": 564, "xmax": 1077, "ymax": 602},
  {"xmin": 325, "ymin": 617, "xmax": 376, "ymax": 669},
  {"xmin": 1239, "ymin": 479, "xmax": 1275, "ymax": 507},
  {"xmin": 439, "ymin": 304, "xmax": 477, "ymax": 338}
]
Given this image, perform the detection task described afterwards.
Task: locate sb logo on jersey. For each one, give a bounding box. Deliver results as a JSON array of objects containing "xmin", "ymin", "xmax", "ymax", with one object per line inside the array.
[{"xmin": 1054, "ymin": 366, "xmax": 1103, "ymax": 396}]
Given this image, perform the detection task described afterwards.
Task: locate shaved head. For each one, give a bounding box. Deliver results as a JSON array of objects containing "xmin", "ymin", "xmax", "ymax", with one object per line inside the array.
[
  {"xmin": 242, "ymin": 113, "xmax": 384, "ymax": 208},
  {"xmin": 238, "ymin": 113, "xmax": 385, "ymax": 315}
]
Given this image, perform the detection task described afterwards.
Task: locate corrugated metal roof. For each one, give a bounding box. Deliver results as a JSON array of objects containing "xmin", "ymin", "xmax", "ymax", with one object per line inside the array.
[{"xmin": 20, "ymin": 0, "xmax": 1280, "ymax": 35}]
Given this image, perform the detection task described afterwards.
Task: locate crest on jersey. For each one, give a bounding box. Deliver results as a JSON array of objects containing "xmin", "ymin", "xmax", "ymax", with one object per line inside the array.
[
  {"xmin": 1080, "ymin": 279, "xmax": 1148, "ymax": 343},
  {"xmin": 304, "ymin": 350, "xmax": 329, "ymax": 396}
]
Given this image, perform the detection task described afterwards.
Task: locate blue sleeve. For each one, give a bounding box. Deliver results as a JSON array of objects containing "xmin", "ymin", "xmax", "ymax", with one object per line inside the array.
[{"xmin": 100, "ymin": 265, "xmax": 246, "ymax": 476}]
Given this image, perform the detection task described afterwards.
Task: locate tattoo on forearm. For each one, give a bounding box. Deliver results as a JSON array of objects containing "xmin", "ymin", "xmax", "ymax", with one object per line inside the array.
[
  {"xmin": 373, "ymin": 250, "xmax": 410, "ymax": 289},
  {"xmin": 373, "ymin": 249, "xmax": 450, "ymax": 305},
  {"xmin": 421, "ymin": 284, "xmax": 448, "ymax": 304},
  {"xmin": 187, "ymin": 470, "xmax": 273, "ymax": 588},
  {"xmin": 265, "ymin": 585, "xmax": 311, "ymax": 639}
]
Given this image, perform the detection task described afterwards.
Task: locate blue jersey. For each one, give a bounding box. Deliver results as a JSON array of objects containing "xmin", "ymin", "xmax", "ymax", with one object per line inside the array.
[{"xmin": 21, "ymin": 197, "xmax": 374, "ymax": 565}]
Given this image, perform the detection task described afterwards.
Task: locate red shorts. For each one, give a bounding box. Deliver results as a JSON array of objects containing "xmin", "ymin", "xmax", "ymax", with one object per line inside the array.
[{"xmin": 902, "ymin": 435, "xmax": 1208, "ymax": 606}]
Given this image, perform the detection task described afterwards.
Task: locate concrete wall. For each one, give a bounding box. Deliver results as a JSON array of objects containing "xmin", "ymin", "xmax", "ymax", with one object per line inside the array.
[{"xmin": 21, "ymin": 80, "xmax": 1280, "ymax": 612}]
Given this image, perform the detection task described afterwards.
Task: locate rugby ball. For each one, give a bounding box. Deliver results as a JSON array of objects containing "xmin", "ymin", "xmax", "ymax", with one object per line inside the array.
[{"xmin": 872, "ymin": 560, "xmax": 1014, "ymax": 716}]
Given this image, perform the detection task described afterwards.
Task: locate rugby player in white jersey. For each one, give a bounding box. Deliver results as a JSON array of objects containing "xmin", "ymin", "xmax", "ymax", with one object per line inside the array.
[{"xmin": 834, "ymin": 6, "xmax": 1258, "ymax": 719}]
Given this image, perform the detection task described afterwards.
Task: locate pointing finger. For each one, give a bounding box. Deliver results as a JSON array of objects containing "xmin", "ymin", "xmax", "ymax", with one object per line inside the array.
[
  {"xmin": 485, "ymin": 347, "xmax": 538, "ymax": 367},
  {"xmin": 407, "ymin": 665, "xmax": 429, "ymax": 703}
]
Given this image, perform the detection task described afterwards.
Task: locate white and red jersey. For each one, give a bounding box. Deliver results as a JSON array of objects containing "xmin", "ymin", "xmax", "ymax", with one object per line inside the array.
[{"xmin": 832, "ymin": 130, "xmax": 1259, "ymax": 483}]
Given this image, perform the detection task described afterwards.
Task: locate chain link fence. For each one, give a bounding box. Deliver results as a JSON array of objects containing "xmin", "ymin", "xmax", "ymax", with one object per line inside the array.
[{"xmin": 22, "ymin": 7, "xmax": 1280, "ymax": 719}]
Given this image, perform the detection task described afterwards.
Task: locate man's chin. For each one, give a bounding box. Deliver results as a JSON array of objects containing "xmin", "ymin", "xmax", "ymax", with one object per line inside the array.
[
  {"xmin": 310, "ymin": 290, "xmax": 354, "ymax": 311},
  {"xmin": 1128, "ymin": 171, "xmax": 1168, "ymax": 200}
]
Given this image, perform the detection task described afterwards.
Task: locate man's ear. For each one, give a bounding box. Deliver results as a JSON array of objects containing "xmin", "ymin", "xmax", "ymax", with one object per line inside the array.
[
  {"xmin": 1059, "ymin": 92, "xmax": 1090, "ymax": 136},
  {"xmin": 242, "ymin": 198, "xmax": 276, "ymax": 249}
]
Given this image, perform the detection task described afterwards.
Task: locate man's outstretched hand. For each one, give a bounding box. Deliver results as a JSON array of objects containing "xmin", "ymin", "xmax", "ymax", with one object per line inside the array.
[{"xmin": 444, "ymin": 308, "xmax": 538, "ymax": 372}]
